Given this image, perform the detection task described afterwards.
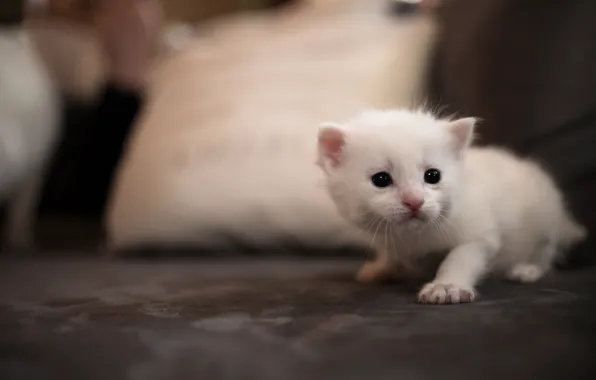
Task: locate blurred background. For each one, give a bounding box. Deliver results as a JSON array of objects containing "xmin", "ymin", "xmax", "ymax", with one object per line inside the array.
[
  {"xmin": 1, "ymin": 0, "xmax": 595, "ymax": 267},
  {"xmin": 2, "ymin": 2, "xmax": 596, "ymax": 378}
]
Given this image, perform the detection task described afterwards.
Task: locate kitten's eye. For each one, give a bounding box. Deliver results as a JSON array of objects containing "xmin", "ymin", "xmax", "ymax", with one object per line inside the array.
[
  {"xmin": 424, "ymin": 168, "xmax": 441, "ymax": 184},
  {"xmin": 371, "ymin": 172, "xmax": 393, "ymax": 188}
]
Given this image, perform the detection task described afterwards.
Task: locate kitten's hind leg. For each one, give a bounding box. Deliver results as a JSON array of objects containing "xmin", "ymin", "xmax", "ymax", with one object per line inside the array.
[
  {"xmin": 506, "ymin": 263, "xmax": 545, "ymax": 283},
  {"xmin": 506, "ymin": 239, "xmax": 557, "ymax": 283}
]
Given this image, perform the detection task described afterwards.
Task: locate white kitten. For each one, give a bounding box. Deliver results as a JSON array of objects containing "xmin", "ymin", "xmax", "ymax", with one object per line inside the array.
[{"xmin": 317, "ymin": 109, "xmax": 587, "ymax": 304}]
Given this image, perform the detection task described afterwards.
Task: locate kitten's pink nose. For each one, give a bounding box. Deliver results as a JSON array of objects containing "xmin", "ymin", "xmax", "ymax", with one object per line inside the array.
[{"xmin": 402, "ymin": 198, "xmax": 424, "ymax": 212}]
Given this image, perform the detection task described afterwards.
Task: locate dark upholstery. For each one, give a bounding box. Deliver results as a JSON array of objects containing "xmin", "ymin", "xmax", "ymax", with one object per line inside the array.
[
  {"xmin": 427, "ymin": 0, "xmax": 596, "ymax": 266},
  {"xmin": 0, "ymin": 0, "xmax": 23, "ymax": 26},
  {"xmin": 1, "ymin": 259, "xmax": 596, "ymax": 380}
]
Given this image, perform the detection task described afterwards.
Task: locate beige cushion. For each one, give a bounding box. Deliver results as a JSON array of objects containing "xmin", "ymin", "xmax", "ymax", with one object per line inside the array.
[{"xmin": 107, "ymin": 0, "xmax": 437, "ymax": 251}]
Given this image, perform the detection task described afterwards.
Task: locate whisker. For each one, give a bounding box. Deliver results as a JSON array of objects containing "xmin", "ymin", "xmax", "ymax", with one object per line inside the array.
[
  {"xmin": 438, "ymin": 212, "xmax": 463, "ymax": 242},
  {"xmin": 359, "ymin": 216, "xmax": 378, "ymax": 259},
  {"xmin": 394, "ymin": 224, "xmax": 407, "ymax": 255},
  {"xmin": 384, "ymin": 220, "xmax": 389, "ymax": 258},
  {"xmin": 433, "ymin": 214, "xmax": 448, "ymax": 241},
  {"xmin": 388, "ymin": 221, "xmax": 397, "ymax": 257},
  {"xmin": 370, "ymin": 218, "xmax": 385, "ymax": 249},
  {"xmin": 360, "ymin": 215, "xmax": 377, "ymax": 233}
]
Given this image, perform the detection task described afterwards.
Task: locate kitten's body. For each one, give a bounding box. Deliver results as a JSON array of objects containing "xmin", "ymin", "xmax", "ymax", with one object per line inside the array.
[{"xmin": 317, "ymin": 110, "xmax": 586, "ymax": 304}]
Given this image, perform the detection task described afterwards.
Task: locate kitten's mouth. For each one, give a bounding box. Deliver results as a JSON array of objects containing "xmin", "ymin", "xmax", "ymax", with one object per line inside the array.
[
  {"xmin": 409, "ymin": 210, "xmax": 422, "ymax": 218},
  {"xmin": 395, "ymin": 212, "xmax": 428, "ymax": 225},
  {"xmin": 408, "ymin": 210, "xmax": 427, "ymax": 221}
]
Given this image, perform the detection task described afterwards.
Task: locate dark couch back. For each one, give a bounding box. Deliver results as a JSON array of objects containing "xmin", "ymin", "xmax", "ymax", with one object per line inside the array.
[{"xmin": 428, "ymin": 0, "xmax": 596, "ymax": 266}]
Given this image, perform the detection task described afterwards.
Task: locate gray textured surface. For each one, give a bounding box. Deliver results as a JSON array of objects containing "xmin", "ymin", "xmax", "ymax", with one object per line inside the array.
[{"xmin": 1, "ymin": 259, "xmax": 596, "ymax": 380}]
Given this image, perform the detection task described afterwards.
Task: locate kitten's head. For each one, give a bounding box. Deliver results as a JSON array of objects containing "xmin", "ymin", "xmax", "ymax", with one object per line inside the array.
[{"xmin": 317, "ymin": 110, "xmax": 476, "ymax": 231}]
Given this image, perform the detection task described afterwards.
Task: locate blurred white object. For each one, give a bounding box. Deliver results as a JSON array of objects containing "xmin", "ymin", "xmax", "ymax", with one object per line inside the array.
[
  {"xmin": 160, "ymin": 22, "xmax": 198, "ymax": 54},
  {"xmin": 25, "ymin": 20, "xmax": 106, "ymax": 101},
  {"xmin": 107, "ymin": 0, "xmax": 438, "ymax": 251},
  {"xmin": 23, "ymin": 19, "xmax": 201, "ymax": 100},
  {"xmin": 0, "ymin": 26, "xmax": 61, "ymax": 250}
]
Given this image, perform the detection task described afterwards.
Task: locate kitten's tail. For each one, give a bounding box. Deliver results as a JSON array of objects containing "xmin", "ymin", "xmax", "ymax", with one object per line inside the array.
[{"xmin": 558, "ymin": 213, "xmax": 587, "ymax": 250}]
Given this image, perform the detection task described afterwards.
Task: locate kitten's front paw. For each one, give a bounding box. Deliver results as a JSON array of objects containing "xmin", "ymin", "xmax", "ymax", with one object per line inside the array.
[
  {"xmin": 356, "ymin": 262, "xmax": 393, "ymax": 283},
  {"xmin": 417, "ymin": 282, "xmax": 476, "ymax": 304}
]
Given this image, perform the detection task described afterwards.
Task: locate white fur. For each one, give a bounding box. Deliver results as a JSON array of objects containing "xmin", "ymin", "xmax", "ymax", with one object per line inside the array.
[
  {"xmin": 107, "ymin": 0, "xmax": 438, "ymax": 251},
  {"xmin": 317, "ymin": 109, "xmax": 587, "ymax": 304},
  {"xmin": 0, "ymin": 27, "xmax": 61, "ymax": 250}
]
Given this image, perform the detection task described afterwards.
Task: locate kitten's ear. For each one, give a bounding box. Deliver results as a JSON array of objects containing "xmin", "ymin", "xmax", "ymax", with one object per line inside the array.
[
  {"xmin": 446, "ymin": 117, "xmax": 476, "ymax": 153},
  {"xmin": 317, "ymin": 122, "xmax": 346, "ymax": 169}
]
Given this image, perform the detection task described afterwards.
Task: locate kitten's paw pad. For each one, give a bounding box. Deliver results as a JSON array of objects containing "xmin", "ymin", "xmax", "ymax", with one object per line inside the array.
[
  {"xmin": 507, "ymin": 264, "xmax": 544, "ymax": 283},
  {"xmin": 417, "ymin": 282, "xmax": 476, "ymax": 304},
  {"xmin": 356, "ymin": 262, "xmax": 392, "ymax": 283}
]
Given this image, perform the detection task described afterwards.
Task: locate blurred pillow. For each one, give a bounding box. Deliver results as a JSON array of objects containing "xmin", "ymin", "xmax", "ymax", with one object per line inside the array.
[{"xmin": 106, "ymin": 1, "xmax": 438, "ymax": 252}]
